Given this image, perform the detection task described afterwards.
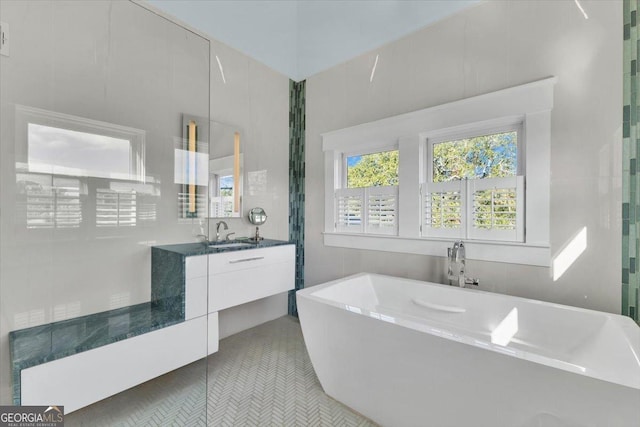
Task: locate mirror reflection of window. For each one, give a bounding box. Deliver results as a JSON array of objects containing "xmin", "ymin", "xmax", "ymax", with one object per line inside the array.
[
  {"xmin": 17, "ymin": 173, "xmax": 83, "ymax": 229},
  {"xmin": 210, "ymin": 174, "xmax": 235, "ymax": 217},
  {"xmin": 210, "ymin": 121, "xmax": 243, "ymax": 218},
  {"xmin": 96, "ymin": 181, "xmax": 160, "ymax": 228},
  {"xmin": 19, "ymin": 106, "xmax": 146, "ymax": 182},
  {"xmin": 15, "ymin": 106, "xmax": 152, "ymax": 229},
  {"xmin": 28, "ymin": 124, "xmax": 133, "ymax": 180},
  {"xmin": 96, "ymin": 189, "xmax": 137, "ymax": 227},
  {"xmin": 220, "ymin": 175, "xmax": 234, "ymax": 197}
]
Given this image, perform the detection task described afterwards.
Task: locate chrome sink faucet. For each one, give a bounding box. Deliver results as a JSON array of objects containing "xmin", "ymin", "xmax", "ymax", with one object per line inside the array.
[
  {"xmin": 215, "ymin": 221, "xmax": 228, "ymax": 241},
  {"xmin": 447, "ymin": 240, "xmax": 479, "ymax": 288}
]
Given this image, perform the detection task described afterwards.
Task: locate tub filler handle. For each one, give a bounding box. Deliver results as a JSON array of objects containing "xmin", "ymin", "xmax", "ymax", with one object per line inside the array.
[{"xmin": 412, "ymin": 298, "xmax": 466, "ymax": 313}]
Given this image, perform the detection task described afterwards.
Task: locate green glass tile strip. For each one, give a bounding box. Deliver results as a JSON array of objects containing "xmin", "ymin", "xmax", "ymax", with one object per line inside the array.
[
  {"xmin": 288, "ymin": 80, "xmax": 306, "ymax": 317},
  {"xmin": 624, "ymin": 0, "xmax": 640, "ymax": 324}
]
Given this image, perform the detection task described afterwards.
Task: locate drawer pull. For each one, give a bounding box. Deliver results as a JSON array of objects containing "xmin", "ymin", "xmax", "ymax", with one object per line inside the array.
[{"xmin": 229, "ymin": 256, "xmax": 265, "ymax": 264}]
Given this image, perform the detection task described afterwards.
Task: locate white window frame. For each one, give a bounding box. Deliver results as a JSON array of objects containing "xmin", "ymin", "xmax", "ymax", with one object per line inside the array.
[
  {"xmin": 425, "ymin": 121, "xmax": 524, "ymax": 184},
  {"xmin": 422, "ymin": 121, "xmax": 525, "ymax": 243},
  {"xmin": 322, "ymin": 77, "xmax": 556, "ymax": 266},
  {"xmin": 333, "ymin": 145, "xmax": 399, "ymax": 236}
]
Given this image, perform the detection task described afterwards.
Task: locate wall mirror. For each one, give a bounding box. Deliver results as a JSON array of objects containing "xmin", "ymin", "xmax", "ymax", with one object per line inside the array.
[{"xmin": 209, "ymin": 121, "xmax": 243, "ymax": 218}]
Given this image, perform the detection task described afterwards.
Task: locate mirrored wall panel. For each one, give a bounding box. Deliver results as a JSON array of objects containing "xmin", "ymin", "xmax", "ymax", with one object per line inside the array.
[{"xmin": 0, "ymin": 1, "xmax": 210, "ymax": 424}]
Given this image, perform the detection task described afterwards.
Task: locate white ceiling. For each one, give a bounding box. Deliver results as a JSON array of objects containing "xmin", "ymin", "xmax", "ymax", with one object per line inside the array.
[{"xmin": 147, "ymin": 0, "xmax": 479, "ymax": 81}]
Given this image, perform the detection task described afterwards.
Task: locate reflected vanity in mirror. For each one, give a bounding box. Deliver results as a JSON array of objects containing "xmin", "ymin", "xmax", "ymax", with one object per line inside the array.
[
  {"xmin": 209, "ymin": 121, "xmax": 243, "ymax": 218},
  {"xmin": 248, "ymin": 207, "xmax": 267, "ymax": 241}
]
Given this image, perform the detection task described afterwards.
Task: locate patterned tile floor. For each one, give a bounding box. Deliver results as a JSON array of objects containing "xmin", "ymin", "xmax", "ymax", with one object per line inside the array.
[{"xmin": 67, "ymin": 316, "xmax": 376, "ymax": 426}]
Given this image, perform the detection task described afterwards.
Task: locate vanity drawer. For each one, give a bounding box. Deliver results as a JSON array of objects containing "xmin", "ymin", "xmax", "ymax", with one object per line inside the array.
[
  {"xmin": 208, "ymin": 245, "xmax": 294, "ymax": 274},
  {"xmin": 208, "ymin": 261, "xmax": 295, "ymax": 312}
]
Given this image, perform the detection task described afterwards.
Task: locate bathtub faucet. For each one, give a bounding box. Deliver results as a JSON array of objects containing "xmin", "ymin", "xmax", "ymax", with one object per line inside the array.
[{"xmin": 447, "ymin": 240, "xmax": 479, "ymax": 288}]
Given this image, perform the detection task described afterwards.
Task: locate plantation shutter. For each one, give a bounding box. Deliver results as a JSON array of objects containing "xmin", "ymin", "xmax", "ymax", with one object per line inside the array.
[
  {"xmin": 335, "ymin": 188, "xmax": 364, "ymax": 233},
  {"xmin": 467, "ymin": 176, "xmax": 524, "ymax": 242},
  {"xmin": 366, "ymin": 186, "xmax": 398, "ymax": 235},
  {"xmin": 422, "ymin": 177, "xmax": 523, "ymax": 242},
  {"xmin": 335, "ymin": 185, "xmax": 398, "ymax": 235},
  {"xmin": 421, "ymin": 180, "xmax": 465, "ymax": 238}
]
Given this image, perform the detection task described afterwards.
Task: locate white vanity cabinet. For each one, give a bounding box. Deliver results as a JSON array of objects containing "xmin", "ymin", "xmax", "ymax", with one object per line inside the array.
[
  {"xmin": 182, "ymin": 244, "xmax": 295, "ymax": 354},
  {"xmin": 185, "ymin": 254, "xmax": 208, "ymax": 320},
  {"xmin": 208, "ymin": 245, "xmax": 295, "ymax": 312}
]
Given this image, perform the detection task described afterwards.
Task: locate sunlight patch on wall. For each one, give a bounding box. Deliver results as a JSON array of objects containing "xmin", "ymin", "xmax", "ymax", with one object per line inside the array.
[{"xmin": 553, "ymin": 227, "xmax": 587, "ymax": 281}]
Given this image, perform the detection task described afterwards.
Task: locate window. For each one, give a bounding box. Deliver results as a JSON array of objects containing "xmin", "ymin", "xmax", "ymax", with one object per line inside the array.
[
  {"xmin": 422, "ymin": 125, "xmax": 524, "ymax": 242},
  {"xmin": 322, "ymin": 78, "xmax": 555, "ymax": 266},
  {"xmin": 335, "ymin": 148, "xmax": 399, "ymax": 235}
]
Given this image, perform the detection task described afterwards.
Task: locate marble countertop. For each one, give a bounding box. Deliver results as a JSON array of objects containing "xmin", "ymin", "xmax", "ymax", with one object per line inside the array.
[{"xmin": 152, "ymin": 238, "xmax": 292, "ymax": 257}]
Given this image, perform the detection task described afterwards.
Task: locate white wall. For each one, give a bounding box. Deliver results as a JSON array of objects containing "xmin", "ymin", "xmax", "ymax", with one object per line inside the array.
[{"xmin": 305, "ymin": 1, "xmax": 622, "ymax": 313}]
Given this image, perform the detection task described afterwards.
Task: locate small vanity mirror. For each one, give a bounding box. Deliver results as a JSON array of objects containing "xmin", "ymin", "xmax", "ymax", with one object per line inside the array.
[
  {"xmin": 209, "ymin": 121, "xmax": 243, "ymax": 218},
  {"xmin": 248, "ymin": 207, "xmax": 267, "ymax": 225},
  {"xmin": 248, "ymin": 207, "xmax": 267, "ymax": 241}
]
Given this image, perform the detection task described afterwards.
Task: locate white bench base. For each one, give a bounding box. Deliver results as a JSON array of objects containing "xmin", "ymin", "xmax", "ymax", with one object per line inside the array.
[{"xmin": 21, "ymin": 314, "xmax": 215, "ymax": 413}]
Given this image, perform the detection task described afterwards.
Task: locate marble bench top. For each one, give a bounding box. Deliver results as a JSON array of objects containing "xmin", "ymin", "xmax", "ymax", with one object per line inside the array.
[{"xmin": 9, "ymin": 299, "xmax": 182, "ymax": 404}]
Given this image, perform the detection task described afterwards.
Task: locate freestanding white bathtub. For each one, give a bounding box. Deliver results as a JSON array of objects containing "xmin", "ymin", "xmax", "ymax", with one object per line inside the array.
[{"xmin": 297, "ymin": 273, "xmax": 640, "ymax": 427}]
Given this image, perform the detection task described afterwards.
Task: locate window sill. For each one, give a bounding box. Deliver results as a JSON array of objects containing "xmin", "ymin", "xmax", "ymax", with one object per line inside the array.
[{"xmin": 322, "ymin": 232, "xmax": 550, "ymax": 267}]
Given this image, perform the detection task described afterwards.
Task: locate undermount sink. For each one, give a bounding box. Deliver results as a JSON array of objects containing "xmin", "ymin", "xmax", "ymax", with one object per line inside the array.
[{"xmin": 208, "ymin": 242, "xmax": 254, "ymax": 249}]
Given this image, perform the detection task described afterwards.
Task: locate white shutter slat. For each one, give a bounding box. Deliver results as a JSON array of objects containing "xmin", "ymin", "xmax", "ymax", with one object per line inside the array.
[
  {"xmin": 335, "ymin": 188, "xmax": 364, "ymax": 233},
  {"xmin": 421, "ymin": 181, "xmax": 464, "ymax": 238},
  {"xmin": 366, "ymin": 185, "xmax": 398, "ymax": 235}
]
